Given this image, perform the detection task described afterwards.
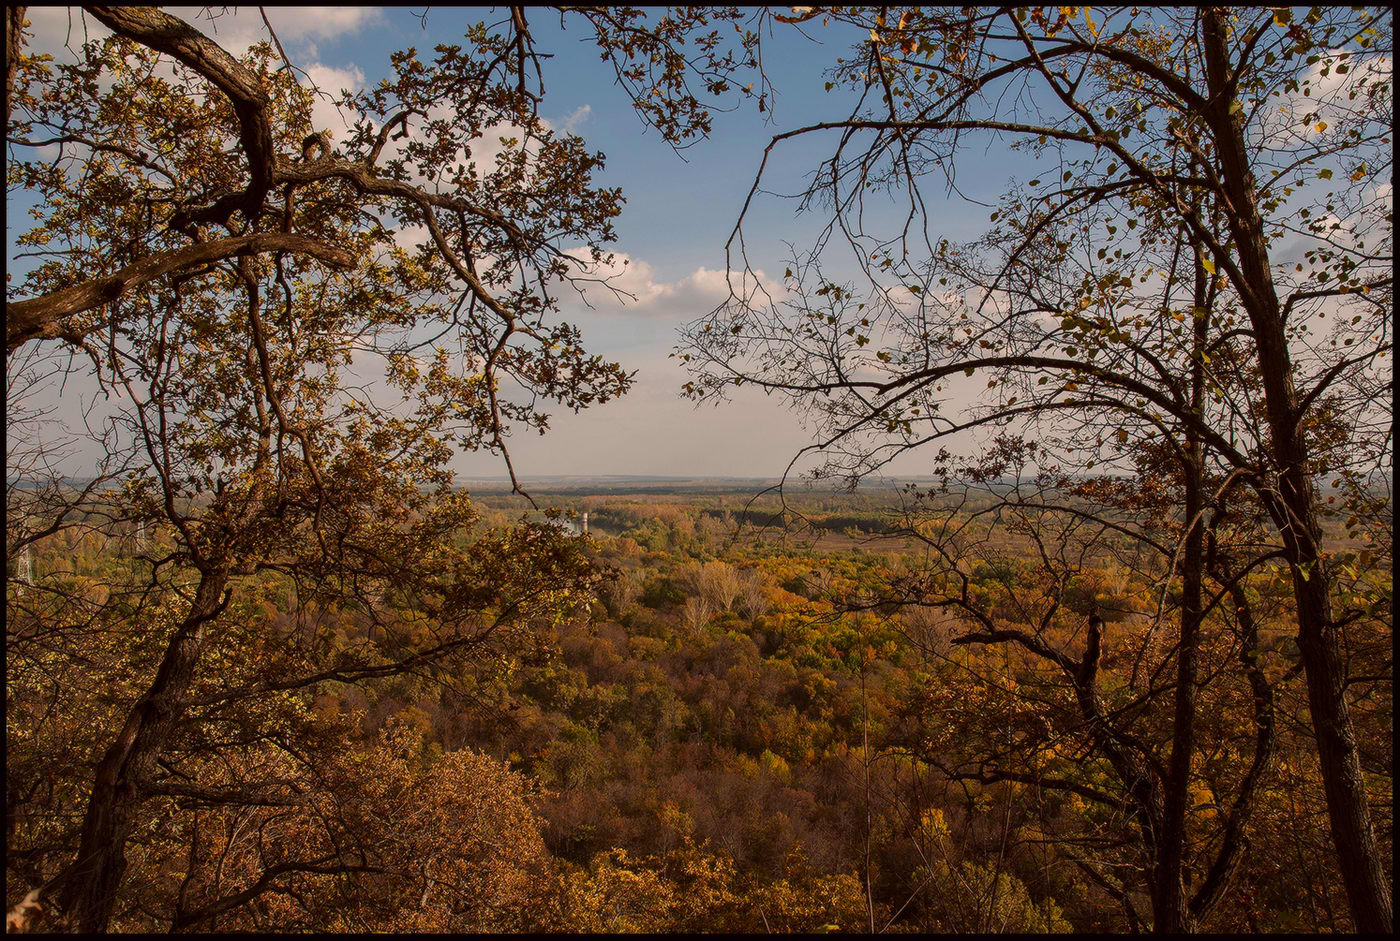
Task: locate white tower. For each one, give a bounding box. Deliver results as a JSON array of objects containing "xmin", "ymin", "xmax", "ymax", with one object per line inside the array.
[
  {"xmin": 581, "ymin": 512, "xmax": 588, "ymax": 534},
  {"xmin": 15, "ymin": 544, "xmax": 33, "ymax": 590}
]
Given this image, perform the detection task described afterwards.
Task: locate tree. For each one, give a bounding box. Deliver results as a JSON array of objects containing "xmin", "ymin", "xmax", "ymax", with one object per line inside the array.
[
  {"xmin": 867, "ymin": 430, "xmax": 1286, "ymax": 931},
  {"xmin": 186, "ymin": 718, "xmax": 558, "ymax": 932},
  {"xmin": 680, "ymin": 6, "xmax": 1391, "ymax": 931},
  {"xmin": 5, "ymin": 5, "xmax": 758, "ymax": 931}
]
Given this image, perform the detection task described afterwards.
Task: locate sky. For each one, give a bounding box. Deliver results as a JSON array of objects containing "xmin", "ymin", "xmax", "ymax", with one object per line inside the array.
[
  {"xmin": 237, "ymin": 5, "xmax": 1008, "ymax": 482},
  {"xmin": 12, "ymin": 8, "xmax": 1376, "ymax": 485},
  {"xmin": 16, "ymin": 6, "xmax": 972, "ymax": 483}
]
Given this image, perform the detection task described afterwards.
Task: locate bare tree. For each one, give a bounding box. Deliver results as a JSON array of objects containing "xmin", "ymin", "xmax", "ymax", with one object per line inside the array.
[{"xmin": 682, "ymin": 7, "xmax": 1391, "ymax": 929}]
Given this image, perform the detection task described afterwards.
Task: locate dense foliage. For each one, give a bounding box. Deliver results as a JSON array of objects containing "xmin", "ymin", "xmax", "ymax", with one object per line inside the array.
[{"xmin": 8, "ymin": 484, "xmax": 1390, "ymax": 931}]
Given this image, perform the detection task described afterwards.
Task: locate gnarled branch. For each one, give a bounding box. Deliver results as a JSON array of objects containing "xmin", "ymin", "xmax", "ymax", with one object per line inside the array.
[{"xmin": 7, "ymin": 234, "xmax": 354, "ymax": 352}]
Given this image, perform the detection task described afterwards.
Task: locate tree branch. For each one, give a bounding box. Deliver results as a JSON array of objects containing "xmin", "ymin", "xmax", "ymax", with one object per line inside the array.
[{"xmin": 7, "ymin": 234, "xmax": 354, "ymax": 352}]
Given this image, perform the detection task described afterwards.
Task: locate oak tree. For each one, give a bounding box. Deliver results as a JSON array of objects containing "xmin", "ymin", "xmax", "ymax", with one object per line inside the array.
[{"xmin": 5, "ymin": 5, "xmax": 756, "ymax": 931}]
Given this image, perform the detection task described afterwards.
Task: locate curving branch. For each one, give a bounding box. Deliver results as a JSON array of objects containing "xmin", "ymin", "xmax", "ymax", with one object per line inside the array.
[
  {"xmin": 83, "ymin": 6, "xmax": 276, "ymax": 221},
  {"xmin": 6, "ymin": 234, "xmax": 355, "ymax": 352},
  {"xmin": 170, "ymin": 856, "xmax": 380, "ymax": 931}
]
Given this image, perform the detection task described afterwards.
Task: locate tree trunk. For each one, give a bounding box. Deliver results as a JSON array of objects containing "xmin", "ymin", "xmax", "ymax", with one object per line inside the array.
[
  {"xmin": 1153, "ymin": 242, "xmax": 1211, "ymax": 934},
  {"xmin": 58, "ymin": 568, "xmax": 229, "ymax": 933},
  {"xmin": 1189, "ymin": 576, "xmax": 1276, "ymax": 924},
  {"xmin": 1200, "ymin": 9, "xmax": 1391, "ymax": 932},
  {"xmin": 5, "ymin": 7, "xmax": 25, "ymax": 127}
]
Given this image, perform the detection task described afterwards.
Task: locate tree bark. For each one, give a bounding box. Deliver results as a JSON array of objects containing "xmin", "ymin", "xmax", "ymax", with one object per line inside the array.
[
  {"xmin": 6, "ymin": 233, "xmax": 354, "ymax": 353},
  {"xmin": 5, "ymin": 6, "xmax": 25, "ymax": 127},
  {"xmin": 1200, "ymin": 9, "xmax": 1391, "ymax": 933},
  {"xmin": 57, "ymin": 568, "xmax": 229, "ymax": 933},
  {"xmin": 1189, "ymin": 575, "xmax": 1277, "ymax": 923},
  {"xmin": 1153, "ymin": 241, "xmax": 1211, "ymax": 934},
  {"xmin": 83, "ymin": 5, "xmax": 276, "ymax": 220}
]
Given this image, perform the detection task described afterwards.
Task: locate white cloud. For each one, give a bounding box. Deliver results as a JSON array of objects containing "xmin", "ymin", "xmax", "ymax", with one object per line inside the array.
[
  {"xmin": 561, "ymin": 104, "xmax": 592, "ymax": 133},
  {"xmin": 557, "ymin": 252, "xmax": 784, "ymax": 318},
  {"xmin": 22, "ymin": 7, "xmax": 111, "ymax": 60},
  {"xmin": 19, "ymin": 7, "xmax": 379, "ymax": 70},
  {"xmin": 303, "ymin": 62, "xmax": 366, "ymax": 138},
  {"xmin": 565, "ymin": 250, "xmax": 673, "ymax": 307},
  {"xmin": 1260, "ymin": 49, "xmax": 1392, "ymax": 148},
  {"xmin": 259, "ymin": 7, "xmax": 382, "ymax": 43},
  {"xmin": 19, "ymin": 8, "xmax": 377, "ymax": 122},
  {"xmin": 165, "ymin": 6, "xmax": 381, "ymax": 56}
]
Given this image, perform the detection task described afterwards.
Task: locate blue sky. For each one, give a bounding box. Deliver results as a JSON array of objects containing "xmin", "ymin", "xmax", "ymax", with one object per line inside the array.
[{"xmin": 9, "ymin": 7, "xmax": 1052, "ymax": 482}]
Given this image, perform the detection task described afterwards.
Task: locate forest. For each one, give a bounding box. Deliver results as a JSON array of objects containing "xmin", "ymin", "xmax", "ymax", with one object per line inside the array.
[{"xmin": 5, "ymin": 6, "xmax": 1393, "ymax": 934}]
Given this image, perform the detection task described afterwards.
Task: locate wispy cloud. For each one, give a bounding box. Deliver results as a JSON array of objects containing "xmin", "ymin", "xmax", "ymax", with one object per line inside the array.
[{"xmin": 561, "ymin": 104, "xmax": 592, "ymax": 133}]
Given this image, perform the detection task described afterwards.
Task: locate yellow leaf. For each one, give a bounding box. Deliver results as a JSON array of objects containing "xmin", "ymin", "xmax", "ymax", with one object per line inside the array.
[{"xmin": 1201, "ymin": 257, "xmax": 1216, "ymax": 275}]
